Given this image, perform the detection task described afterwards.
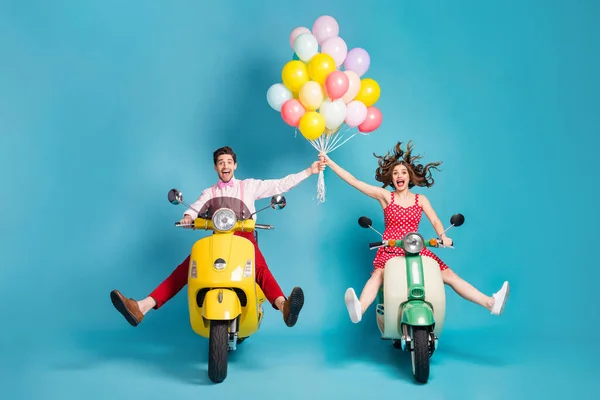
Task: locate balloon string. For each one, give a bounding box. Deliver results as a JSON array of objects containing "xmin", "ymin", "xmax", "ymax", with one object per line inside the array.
[
  {"xmin": 306, "ymin": 123, "xmax": 363, "ymax": 203},
  {"xmin": 328, "ymin": 131, "xmax": 359, "ymax": 153},
  {"xmin": 327, "ymin": 127, "xmax": 351, "ymax": 152},
  {"xmin": 325, "ymin": 125, "xmax": 355, "ymax": 153},
  {"xmin": 316, "ymin": 169, "xmax": 326, "ymax": 203}
]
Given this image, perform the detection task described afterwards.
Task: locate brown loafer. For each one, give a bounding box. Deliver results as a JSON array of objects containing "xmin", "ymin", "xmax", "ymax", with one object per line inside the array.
[
  {"xmin": 110, "ymin": 290, "xmax": 144, "ymax": 327},
  {"xmin": 282, "ymin": 287, "xmax": 304, "ymax": 327}
]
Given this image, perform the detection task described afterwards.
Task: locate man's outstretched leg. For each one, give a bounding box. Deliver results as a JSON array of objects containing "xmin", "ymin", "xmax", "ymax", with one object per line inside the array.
[
  {"xmin": 110, "ymin": 255, "xmax": 191, "ymax": 327},
  {"xmin": 259, "ymin": 267, "xmax": 305, "ymax": 327},
  {"xmin": 279, "ymin": 288, "xmax": 305, "ymax": 328},
  {"xmin": 246, "ymin": 233, "xmax": 304, "ymax": 327}
]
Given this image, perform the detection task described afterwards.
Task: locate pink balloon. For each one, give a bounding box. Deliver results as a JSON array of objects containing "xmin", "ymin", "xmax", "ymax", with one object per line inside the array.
[
  {"xmin": 358, "ymin": 106, "xmax": 382, "ymax": 133},
  {"xmin": 321, "ymin": 36, "xmax": 348, "ymax": 67},
  {"xmin": 281, "ymin": 99, "xmax": 306, "ymax": 127},
  {"xmin": 345, "ymin": 100, "xmax": 368, "ymax": 127},
  {"xmin": 325, "ymin": 71, "xmax": 349, "ymax": 100},
  {"xmin": 341, "ymin": 70, "xmax": 361, "ymax": 103},
  {"xmin": 312, "ymin": 15, "xmax": 339, "ymax": 45},
  {"xmin": 290, "ymin": 27, "xmax": 311, "ymax": 50}
]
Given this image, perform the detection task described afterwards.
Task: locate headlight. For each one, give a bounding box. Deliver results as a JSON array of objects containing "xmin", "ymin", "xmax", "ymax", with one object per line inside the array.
[
  {"xmin": 212, "ymin": 208, "xmax": 237, "ymax": 232},
  {"xmin": 214, "ymin": 257, "xmax": 226, "ymax": 270},
  {"xmin": 403, "ymin": 232, "xmax": 424, "ymax": 253}
]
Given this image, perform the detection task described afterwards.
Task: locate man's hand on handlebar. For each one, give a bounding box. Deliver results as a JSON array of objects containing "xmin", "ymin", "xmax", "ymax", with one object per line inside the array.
[{"xmin": 179, "ymin": 215, "xmax": 194, "ymax": 228}]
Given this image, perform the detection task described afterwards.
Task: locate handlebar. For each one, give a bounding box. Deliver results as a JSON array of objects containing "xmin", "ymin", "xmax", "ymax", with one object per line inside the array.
[
  {"xmin": 174, "ymin": 222, "xmax": 274, "ymax": 230},
  {"xmin": 255, "ymin": 224, "xmax": 274, "ymax": 230},
  {"xmin": 369, "ymin": 238, "xmax": 455, "ymax": 251}
]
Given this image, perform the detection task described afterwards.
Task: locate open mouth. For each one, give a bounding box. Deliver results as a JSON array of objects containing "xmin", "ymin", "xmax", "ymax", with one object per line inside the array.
[
  {"xmin": 221, "ymin": 170, "xmax": 231, "ymax": 179},
  {"xmin": 396, "ymin": 178, "xmax": 405, "ymax": 187}
]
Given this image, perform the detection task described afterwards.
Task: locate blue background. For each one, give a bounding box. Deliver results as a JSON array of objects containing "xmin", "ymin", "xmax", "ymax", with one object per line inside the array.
[{"xmin": 1, "ymin": 0, "xmax": 598, "ymax": 399}]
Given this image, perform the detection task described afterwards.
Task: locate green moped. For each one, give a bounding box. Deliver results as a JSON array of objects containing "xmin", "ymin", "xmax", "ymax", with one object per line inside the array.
[{"xmin": 357, "ymin": 213, "xmax": 465, "ymax": 383}]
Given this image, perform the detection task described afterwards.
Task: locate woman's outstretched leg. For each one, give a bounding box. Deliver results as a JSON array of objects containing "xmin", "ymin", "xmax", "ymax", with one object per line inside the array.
[
  {"xmin": 345, "ymin": 269, "xmax": 384, "ymax": 323},
  {"xmin": 442, "ymin": 268, "xmax": 509, "ymax": 315}
]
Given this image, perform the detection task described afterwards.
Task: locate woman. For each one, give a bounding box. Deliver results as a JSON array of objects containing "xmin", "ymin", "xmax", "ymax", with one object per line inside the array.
[{"xmin": 319, "ymin": 141, "xmax": 509, "ymax": 323}]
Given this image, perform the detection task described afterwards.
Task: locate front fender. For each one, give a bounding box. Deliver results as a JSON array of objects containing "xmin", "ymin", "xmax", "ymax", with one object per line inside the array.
[
  {"xmin": 400, "ymin": 301, "xmax": 435, "ymax": 328},
  {"xmin": 202, "ymin": 289, "xmax": 242, "ymax": 321}
]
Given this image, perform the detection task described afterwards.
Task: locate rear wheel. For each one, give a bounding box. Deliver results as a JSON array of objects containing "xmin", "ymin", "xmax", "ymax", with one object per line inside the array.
[
  {"xmin": 411, "ymin": 326, "xmax": 430, "ymax": 383},
  {"xmin": 208, "ymin": 320, "xmax": 229, "ymax": 383}
]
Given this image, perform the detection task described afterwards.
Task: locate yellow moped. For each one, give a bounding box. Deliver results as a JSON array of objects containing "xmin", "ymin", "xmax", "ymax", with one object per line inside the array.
[{"xmin": 167, "ymin": 188, "xmax": 286, "ymax": 383}]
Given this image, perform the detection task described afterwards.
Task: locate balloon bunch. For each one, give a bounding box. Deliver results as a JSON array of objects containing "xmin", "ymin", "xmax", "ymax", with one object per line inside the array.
[{"xmin": 266, "ymin": 15, "xmax": 382, "ymax": 203}]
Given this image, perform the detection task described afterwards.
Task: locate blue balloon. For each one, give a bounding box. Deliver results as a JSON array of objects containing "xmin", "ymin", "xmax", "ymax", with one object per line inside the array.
[{"xmin": 266, "ymin": 83, "xmax": 293, "ymax": 112}]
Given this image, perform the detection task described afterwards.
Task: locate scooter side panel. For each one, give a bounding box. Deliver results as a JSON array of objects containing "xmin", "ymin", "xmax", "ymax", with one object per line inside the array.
[
  {"xmin": 382, "ymin": 257, "xmax": 409, "ymax": 339},
  {"xmin": 187, "ymin": 234, "xmax": 263, "ymax": 338},
  {"xmin": 421, "ymin": 255, "xmax": 446, "ymax": 337}
]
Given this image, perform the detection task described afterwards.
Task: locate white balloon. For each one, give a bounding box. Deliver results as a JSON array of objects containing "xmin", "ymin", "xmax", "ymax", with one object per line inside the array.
[
  {"xmin": 266, "ymin": 83, "xmax": 292, "ymax": 112},
  {"xmin": 320, "ymin": 99, "xmax": 347, "ymax": 130},
  {"xmin": 294, "ymin": 33, "xmax": 318, "ymax": 62}
]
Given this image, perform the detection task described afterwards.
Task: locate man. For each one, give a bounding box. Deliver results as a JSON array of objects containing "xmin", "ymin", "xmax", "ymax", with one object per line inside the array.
[{"xmin": 110, "ymin": 146, "xmax": 325, "ymax": 328}]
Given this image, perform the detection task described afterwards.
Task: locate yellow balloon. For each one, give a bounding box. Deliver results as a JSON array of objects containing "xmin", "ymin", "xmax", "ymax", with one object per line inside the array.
[
  {"xmin": 299, "ymin": 81, "xmax": 324, "ymax": 110},
  {"xmin": 298, "ymin": 111, "xmax": 325, "ymax": 140},
  {"xmin": 307, "ymin": 53, "xmax": 336, "ymax": 85},
  {"xmin": 354, "ymin": 78, "xmax": 381, "ymax": 107},
  {"xmin": 282, "ymin": 60, "xmax": 310, "ymax": 93}
]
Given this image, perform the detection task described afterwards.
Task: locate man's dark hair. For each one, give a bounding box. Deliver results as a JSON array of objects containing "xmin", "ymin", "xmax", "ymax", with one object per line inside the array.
[{"xmin": 213, "ymin": 146, "xmax": 237, "ymax": 165}]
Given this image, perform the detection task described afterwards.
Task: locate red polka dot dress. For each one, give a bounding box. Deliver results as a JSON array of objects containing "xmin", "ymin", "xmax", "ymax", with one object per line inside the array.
[{"xmin": 372, "ymin": 192, "xmax": 449, "ymax": 271}]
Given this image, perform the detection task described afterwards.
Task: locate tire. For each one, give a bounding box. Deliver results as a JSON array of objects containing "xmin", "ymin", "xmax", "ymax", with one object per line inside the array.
[
  {"xmin": 411, "ymin": 326, "xmax": 430, "ymax": 383},
  {"xmin": 208, "ymin": 320, "xmax": 229, "ymax": 383}
]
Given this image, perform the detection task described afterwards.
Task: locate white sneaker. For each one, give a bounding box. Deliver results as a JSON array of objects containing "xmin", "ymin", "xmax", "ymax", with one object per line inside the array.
[
  {"xmin": 491, "ymin": 281, "xmax": 510, "ymax": 315},
  {"xmin": 345, "ymin": 288, "xmax": 363, "ymax": 323}
]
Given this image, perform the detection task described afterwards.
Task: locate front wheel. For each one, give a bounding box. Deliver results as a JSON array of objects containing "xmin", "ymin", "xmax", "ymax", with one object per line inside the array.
[
  {"xmin": 411, "ymin": 326, "xmax": 430, "ymax": 383},
  {"xmin": 208, "ymin": 320, "xmax": 229, "ymax": 383}
]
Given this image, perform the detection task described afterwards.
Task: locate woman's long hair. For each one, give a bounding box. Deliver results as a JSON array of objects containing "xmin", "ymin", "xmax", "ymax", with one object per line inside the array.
[{"xmin": 373, "ymin": 141, "xmax": 442, "ymax": 189}]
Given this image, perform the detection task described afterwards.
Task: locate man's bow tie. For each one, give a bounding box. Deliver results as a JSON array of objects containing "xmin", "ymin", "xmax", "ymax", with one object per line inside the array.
[{"xmin": 218, "ymin": 180, "xmax": 234, "ymax": 189}]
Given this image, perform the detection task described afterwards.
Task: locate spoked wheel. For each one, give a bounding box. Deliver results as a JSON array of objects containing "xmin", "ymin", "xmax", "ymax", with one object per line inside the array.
[
  {"xmin": 410, "ymin": 326, "xmax": 430, "ymax": 384},
  {"xmin": 208, "ymin": 320, "xmax": 229, "ymax": 383}
]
